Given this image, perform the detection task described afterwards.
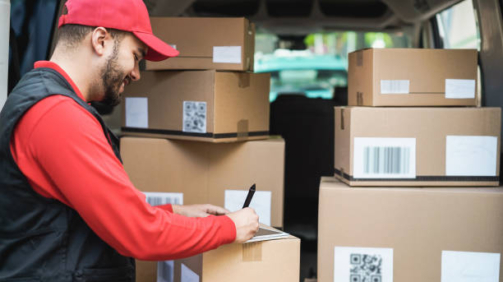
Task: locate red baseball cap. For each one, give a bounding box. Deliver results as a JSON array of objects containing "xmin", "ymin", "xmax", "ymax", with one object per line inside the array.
[{"xmin": 58, "ymin": 0, "xmax": 179, "ymax": 61}]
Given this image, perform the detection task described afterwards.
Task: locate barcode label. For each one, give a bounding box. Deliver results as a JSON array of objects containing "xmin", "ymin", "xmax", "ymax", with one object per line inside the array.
[
  {"xmin": 441, "ymin": 251, "xmax": 500, "ymax": 282},
  {"xmin": 213, "ymin": 46, "xmax": 242, "ymax": 64},
  {"xmin": 354, "ymin": 138, "xmax": 416, "ymax": 179},
  {"xmin": 380, "ymin": 80, "xmax": 410, "ymax": 94},
  {"xmin": 125, "ymin": 97, "xmax": 148, "ymax": 128},
  {"xmin": 144, "ymin": 192, "xmax": 183, "ymax": 206},
  {"xmin": 446, "ymin": 136, "xmax": 497, "ymax": 176},
  {"xmin": 350, "ymin": 254, "xmax": 382, "ymax": 282},
  {"xmin": 183, "ymin": 101, "xmax": 207, "ymax": 133},
  {"xmin": 334, "ymin": 247, "xmax": 393, "ymax": 282},
  {"xmin": 157, "ymin": 260, "xmax": 174, "ymax": 282},
  {"xmin": 363, "ymin": 146, "xmax": 411, "ymax": 175},
  {"xmin": 445, "ymin": 79, "xmax": 475, "ymax": 99}
]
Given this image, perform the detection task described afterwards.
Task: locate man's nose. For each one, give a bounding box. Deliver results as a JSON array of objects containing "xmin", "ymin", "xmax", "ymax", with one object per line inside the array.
[{"xmin": 131, "ymin": 64, "xmax": 141, "ymax": 81}]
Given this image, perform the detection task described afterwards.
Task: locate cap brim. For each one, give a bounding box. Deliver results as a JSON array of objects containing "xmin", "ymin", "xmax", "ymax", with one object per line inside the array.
[{"xmin": 133, "ymin": 31, "xmax": 179, "ymax": 62}]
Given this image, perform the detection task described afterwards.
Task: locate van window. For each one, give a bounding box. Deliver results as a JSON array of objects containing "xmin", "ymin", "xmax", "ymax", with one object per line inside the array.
[
  {"xmin": 435, "ymin": 0, "xmax": 480, "ymax": 49},
  {"xmin": 255, "ymin": 31, "xmax": 411, "ymax": 102}
]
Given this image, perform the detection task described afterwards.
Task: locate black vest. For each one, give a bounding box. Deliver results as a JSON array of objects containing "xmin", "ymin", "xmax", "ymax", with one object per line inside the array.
[{"xmin": 0, "ymin": 67, "xmax": 135, "ymax": 281}]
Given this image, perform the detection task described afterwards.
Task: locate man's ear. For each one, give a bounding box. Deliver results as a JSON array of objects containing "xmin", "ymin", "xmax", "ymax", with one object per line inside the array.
[{"xmin": 91, "ymin": 27, "xmax": 109, "ymax": 57}]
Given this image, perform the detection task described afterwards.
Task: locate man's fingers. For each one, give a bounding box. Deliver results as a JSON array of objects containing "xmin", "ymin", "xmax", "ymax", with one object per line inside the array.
[
  {"xmin": 205, "ymin": 204, "xmax": 230, "ymax": 215},
  {"xmin": 226, "ymin": 208, "xmax": 260, "ymax": 243},
  {"xmin": 172, "ymin": 204, "xmax": 230, "ymax": 217},
  {"xmin": 196, "ymin": 211, "xmax": 211, "ymax": 217}
]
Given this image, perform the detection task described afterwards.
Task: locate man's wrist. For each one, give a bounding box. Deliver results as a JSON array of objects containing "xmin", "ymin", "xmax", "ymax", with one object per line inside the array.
[{"xmin": 171, "ymin": 204, "xmax": 180, "ymax": 214}]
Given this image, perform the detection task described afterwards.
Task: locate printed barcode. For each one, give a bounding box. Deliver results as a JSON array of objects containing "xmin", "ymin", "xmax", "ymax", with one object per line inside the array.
[
  {"xmin": 363, "ymin": 146, "xmax": 410, "ymax": 175},
  {"xmin": 334, "ymin": 246, "xmax": 392, "ymax": 282},
  {"xmin": 350, "ymin": 253, "xmax": 382, "ymax": 282},
  {"xmin": 183, "ymin": 101, "xmax": 207, "ymax": 133},
  {"xmin": 146, "ymin": 196, "xmax": 181, "ymax": 206}
]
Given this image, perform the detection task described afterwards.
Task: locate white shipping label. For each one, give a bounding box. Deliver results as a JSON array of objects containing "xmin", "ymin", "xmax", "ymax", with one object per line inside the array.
[
  {"xmin": 442, "ymin": 251, "xmax": 500, "ymax": 282},
  {"xmin": 445, "ymin": 79, "xmax": 476, "ymax": 99},
  {"xmin": 446, "ymin": 136, "xmax": 498, "ymax": 176},
  {"xmin": 353, "ymin": 138, "xmax": 416, "ymax": 179},
  {"xmin": 213, "ymin": 46, "xmax": 242, "ymax": 64},
  {"xmin": 157, "ymin": 260, "xmax": 174, "ymax": 282},
  {"xmin": 225, "ymin": 190, "xmax": 272, "ymax": 226},
  {"xmin": 183, "ymin": 101, "xmax": 207, "ymax": 133},
  {"xmin": 181, "ymin": 263, "xmax": 200, "ymax": 282},
  {"xmin": 144, "ymin": 192, "xmax": 183, "ymax": 206},
  {"xmin": 380, "ymin": 80, "xmax": 410, "ymax": 94},
  {"xmin": 125, "ymin": 97, "xmax": 148, "ymax": 128},
  {"xmin": 334, "ymin": 246, "xmax": 393, "ymax": 282}
]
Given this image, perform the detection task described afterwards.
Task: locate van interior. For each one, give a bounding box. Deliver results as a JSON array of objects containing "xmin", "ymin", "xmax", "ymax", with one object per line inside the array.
[{"xmin": 8, "ymin": 0, "xmax": 503, "ymax": 281}]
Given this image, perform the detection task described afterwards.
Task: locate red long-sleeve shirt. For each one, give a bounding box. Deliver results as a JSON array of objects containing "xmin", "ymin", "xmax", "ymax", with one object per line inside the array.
[{"xmin": 9, "ymin": 61, "xmax": 236, "ymax": 260}]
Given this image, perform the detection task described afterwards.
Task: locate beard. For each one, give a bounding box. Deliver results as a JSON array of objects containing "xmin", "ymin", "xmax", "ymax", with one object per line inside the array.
[{"xmin": 99, "ymin": 41, "xmax": 129, "ymax": 107}]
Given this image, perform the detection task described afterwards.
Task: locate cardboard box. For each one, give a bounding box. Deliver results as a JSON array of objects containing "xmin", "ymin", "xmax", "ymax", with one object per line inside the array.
[
  {"xmin": 136, "ymin": 227, "xmax": 300, "ymax": 282},
  {"xmin": 348, "ymin": 48, "xmax": 478, "ymax": 106},
  {"xmin": 121, "ymin": 136, "xmax": 285, "ymax": 227},
  {"xmin": 121, "ymin": 70, "xmax": 270, "ymax": 143},
  {"xmin": 334, "ymin": 106, "xmax": 501, "ymax": 186},
  {"xmin": 318, "ymin": 177, "xmax": 503, "ymax": 282},
  {"xmin": 145, "ymin": 17, "xmax": 255, "ymax": 71}
]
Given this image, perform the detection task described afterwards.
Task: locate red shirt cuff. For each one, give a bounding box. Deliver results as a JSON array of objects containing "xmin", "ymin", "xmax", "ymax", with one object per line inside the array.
[{"xmin": 217, "ymin": 215, "xmax": 237, "ymax": 244}]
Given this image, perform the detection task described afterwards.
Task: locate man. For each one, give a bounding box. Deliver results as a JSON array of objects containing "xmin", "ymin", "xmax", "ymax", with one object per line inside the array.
[{"xmin": 0, "ymin": 0, "xmax": 259, "ymax": 281}]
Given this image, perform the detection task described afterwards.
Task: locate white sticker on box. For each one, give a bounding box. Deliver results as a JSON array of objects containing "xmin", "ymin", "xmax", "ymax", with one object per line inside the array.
[
  {"xmin": 170, "ymin": 44, "xmax": 177, "ymax": 50},
  {"xmin": 445, "ymin": 79, "xmax": 476, "ymax": 99},
  {"xmin": 380, "ymin": 80, "xmax": 410, "ymax": 94},
  {"xmin": 144, "ymin": 192, "xmax": 183, "ymax": 206},
  {"xmin": 353, "ymin": 138, "xmax": 416, "ymax": 179},
  {"xmin": 441, "ymin": 251, "xmax": 500, "ymax": 282},
  {"xmin": 225, "ymin": 190, "xmax": 272, "ymax": 226},
  {"xmin": 334, "ymin": 246, "xmax": 393, "ymax": 282},
  {"xmin": 213, "ymin": 46, "xmax": 242, "ymax": 64},
  {"xmin": 181, "ymin": 263, "xmax": 199, "ymax": 282},
  {"xmin": 183, "ymin": 101, "xmax": 207, "ymax": 133},
  {"xmin": 125, "ymin": 97, "xmax": 148, "ymax": 128},
  {"xmin": 157, "ymin": 260, "xmax": 174, "ymax": 282},
  {"xmin": 446, "ymin": 136, "xmax": 498, "ymax": 176}
]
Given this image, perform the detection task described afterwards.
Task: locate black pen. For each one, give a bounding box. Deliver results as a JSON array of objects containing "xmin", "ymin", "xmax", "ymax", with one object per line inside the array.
[{"xmin": 242, "ymin": 184, "xmax": 256, "ymax": 208}]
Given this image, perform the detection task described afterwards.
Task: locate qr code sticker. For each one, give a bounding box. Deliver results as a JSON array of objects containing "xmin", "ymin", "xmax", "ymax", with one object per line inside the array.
[
  {"xmin": 349, "ymin": 254, "xmax": 382, "ymax": 282},
  {"xmin": 183, "ymin": 101, "xmax": 207, "ymax": 133}
]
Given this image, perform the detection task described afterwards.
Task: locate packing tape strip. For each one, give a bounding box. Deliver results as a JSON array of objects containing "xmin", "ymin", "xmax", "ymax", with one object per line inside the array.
[
  {"xmin": 238, "ymin": 73, "xmax": 251, "ymax": 88},
  {"xmin": 242, "ymin": 242, "xmax": 262, "ymax": 262},
  {"xmin": 237, "ymin": 119, "xmax": 249, "ymax": 140}
]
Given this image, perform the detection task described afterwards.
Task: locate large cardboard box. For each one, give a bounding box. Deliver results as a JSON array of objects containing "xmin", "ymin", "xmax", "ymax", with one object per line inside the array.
[
  {"xmin": 121, "ymin": 70, "xmax": 270, "ymax": 143},
  {"xmin": 136, "ymin": 226, "xmax": 300, "ymax": 282},
  {"xmin": 334, "ymin": 107, "xmax": 501, "ymax": 186},
  {"xmin": 121, "ymin": 137, "xmax": 285, "ymax": 228},
  {"xmin": 318, "ymin": 177, "xmax": 503, "ymax": 282},
  {"xmin": 145, "ymin": 17, "xmax": 255, "ymax": 71},
  {"xmin": 348, "ymin": 48, "xmax": 478, "ymax": 106}
]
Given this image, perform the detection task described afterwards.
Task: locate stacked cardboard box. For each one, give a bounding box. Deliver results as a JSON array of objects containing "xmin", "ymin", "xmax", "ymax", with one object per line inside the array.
[
  {"xmin": 121, "ymin": 137, "xmax": 285, "ymax": 227},
  {"xmin": 319, "ymin": 48, "xmax": 503, "ymax": 281},
  {"xmin": 120, "ymin": 17, "xmax": 297, "ymax": 282},
  {"xmin": 318, "ymin": 177, "xmax": 503, "ymax": 282},
  {"xmin": 122, "ymin": 17, "xmax": 269, "ymax": 142},
  {"xmin": 137, "ymin": 226, "xmax": 300, "ymax": 282},
  {"xmin": 338, "ymin": 48, "xmax": 501, "ymax": 186}
]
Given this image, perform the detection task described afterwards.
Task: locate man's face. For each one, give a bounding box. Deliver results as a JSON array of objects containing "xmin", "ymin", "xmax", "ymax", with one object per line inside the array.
[{"xmin": 99, "ymin": 33, "xmax": 146, "ymax": 107}]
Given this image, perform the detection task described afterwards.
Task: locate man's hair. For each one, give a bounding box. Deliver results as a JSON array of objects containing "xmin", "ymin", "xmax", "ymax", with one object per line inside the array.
[{"xmin": 56, "ymin": 24, "xmax": 127, "ymax": 49}]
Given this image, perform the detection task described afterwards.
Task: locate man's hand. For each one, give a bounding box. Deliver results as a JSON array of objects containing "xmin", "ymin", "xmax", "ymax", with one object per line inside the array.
[
  {"xmin": 172, "ymin": 204, "xmax": 229, "ymax": 218},
  {"xmin": 226, "ymin": 208, "xmax": 259, "ymax": 243}
]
